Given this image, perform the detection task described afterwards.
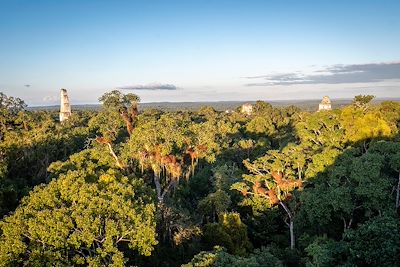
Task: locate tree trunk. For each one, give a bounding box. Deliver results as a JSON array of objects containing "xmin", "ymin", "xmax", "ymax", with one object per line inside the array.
[
  {"xmin": 396, "ymin": 172, "xmax": 400, "ymax": 208},
  {"xmin": 280, "ymin": 201, "xmax": 295, "ymax": 250},
  {"xmin": 154, "ymin": 172, "xmax": 163, "ymax": 203},
  {"xmin": 289, "ymin": 219, "xmax": 295, "ymax": 250},
  {"xmin": 154, "ymin": 171, "xmax": 177, "ymax": 205},
  {"xmin": 106, "ymin": 143, "xmax": 124, "ymax": 169}
]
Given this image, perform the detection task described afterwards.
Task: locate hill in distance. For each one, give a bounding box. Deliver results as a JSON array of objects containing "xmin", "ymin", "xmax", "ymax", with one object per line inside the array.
[{"xmin": 28, "ymin": 98, "xmax": 400, "ymax": 112}]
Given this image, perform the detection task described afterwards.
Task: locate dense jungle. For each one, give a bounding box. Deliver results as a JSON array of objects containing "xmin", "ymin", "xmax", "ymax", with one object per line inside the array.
[{"xmin": 1, "ymin": 91, "xmax": 400, "ymax": 266}]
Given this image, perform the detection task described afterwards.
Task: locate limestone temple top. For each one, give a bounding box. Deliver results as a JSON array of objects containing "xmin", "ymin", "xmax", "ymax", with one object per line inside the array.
[
  {"xmin": 59, "ymin": 89, "xmax": 72, "ymax": 122},
  {"xmin": 318, "ymin": 96, "xmax": 332, "ymax": 111}
]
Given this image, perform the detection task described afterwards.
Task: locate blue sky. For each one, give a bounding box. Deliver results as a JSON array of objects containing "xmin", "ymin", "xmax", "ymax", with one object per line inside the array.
[{"xmin": 1, "ymin": 0, "xmax": 400, "ymax": 105}]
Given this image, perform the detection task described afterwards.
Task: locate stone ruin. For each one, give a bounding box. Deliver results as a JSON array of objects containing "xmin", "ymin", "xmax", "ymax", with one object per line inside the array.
[
  {"xmin": 318, "ymin": 96, "xmax": 332, "ymax": 111},
  {"xmin": 59, "ymin": 88, "xmax": 72, "ymax": 122},
  {"xmin": 241, "ymin": 103, "xmax": 253, "ymax": 115}
]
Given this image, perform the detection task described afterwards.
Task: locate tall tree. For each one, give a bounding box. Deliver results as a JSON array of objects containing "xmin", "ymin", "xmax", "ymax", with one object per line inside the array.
[
  {"xmin": 232, "ymin": 144, "xmax": 305, "ymax": 249},
  {"xmin": 99, "ymin": 90, "xmax": 140, "ymax": 135},
  {"xmin": 352, "ymin": 94, "xmax": 375, "ymax": 110}
]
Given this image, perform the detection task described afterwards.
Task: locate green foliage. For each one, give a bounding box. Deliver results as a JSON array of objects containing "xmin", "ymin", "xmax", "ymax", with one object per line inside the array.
[
  {"xmin": 88, "ymin": 108, "xmax": 126, "ymax": 141},
  {"xmin": 0, "ymin": 92, "xmax": 27, "ymax": 141},
  {"xmin": 0, "ymin": 92, "xmax": 27, "ymax": 115},
  {"xmin": 352, "ymin": 94, "xmax": 375, "ymax": 110},
  {"xmin": 253, "ymin": 100, "xmax": 273, "ymax": 114},
  {"xmin": 2, "ymin": 92, "xmax": 400, "ymax": 266},
  {"xmin": 345, "ymin": 215, "xmax": 400, "ymax": 266},
  {"xmin": 127, "ymin": 112, "xmax": 193, "ymax": 158},
  {"xmin": 295, "ymin": 110, "xmax": 344, "ymax": 150},
  {"xmin": 98, "ymin": 90, "xmax": 141, "ymax": 136},
  {"xmin": 198, "ymin": 190, "xmax": 231, "ymax": 222},
  {"xmin": 198, "ymin": 106, "xmax": 217, "ymax": 117},
  {"xmin": 233, "ymin": 144, "xmax": 305, "ymax": 213},
  {"xmin": 305, "ymin": 237, "xmax": 349, "ymax": 267},
  {"xmin": 98, "ymin": 90, "xmax": 140, "ymax": 110},
  {"xmin": 305, "ymin": 148, "xmax": 341, "ymax": 179},
  {"xmin": 183, "ymin": 246, "xmax": 282, "ymax": 267},
  {"xmin": 0, "ymin": 149, "xmax": 157, "ymax": 266},
  {"xmin": 0, "ymin": 110, "xmax": 91, "ymax": 216},
  {"xmin": 341, "ymin": 105, "xmax": 394, "ymax": 143},
  {"xmin": 246, "ymin": 116, "xmax": 277, "ymax": 136},
  {"xmin": 377, "ymin": 101, "xmax": 400, "ymax": 130},
  {"xmin": 305, "ymin": 215, "xmax": 400, "ymax": 267},
  {"xmin": 189, "ymin": 116, "xmax": 240, "ymax": 163},
  {"xmin": 245, "ymin": 104, "xmax": 297, "ymax": 149},
  {"xmin": 299, "ymin": 141, "xmax": 399, "ymax": 234},
  {"xmin": 203, "ymin": 213, "xmax": 252, "ymax": 256},
  {"xmin": 197, "ymin": 164, "xmax": 240, "ymax": 222}
]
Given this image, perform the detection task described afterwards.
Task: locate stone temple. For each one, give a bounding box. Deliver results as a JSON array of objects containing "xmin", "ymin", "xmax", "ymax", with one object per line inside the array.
[
  {"xmin": 241, "ymin": 103, "xmax": 253, "ymax": 115},
  {"xmin": 318, "ymin": 96, "xmax": 332, "ymax": 111},
  {"xmin": 59, "ymin": 89, "xmax": 72, "ymax": 122}
]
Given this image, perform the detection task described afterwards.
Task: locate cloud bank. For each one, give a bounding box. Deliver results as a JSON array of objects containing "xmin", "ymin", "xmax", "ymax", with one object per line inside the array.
[
  {"xmin": 245, "ymin": 62, "xmax": 400, "ymax": 86},
  {"xmin": 42, "ymin": 95, "xmax": 57, "ymax": 103},
  {"xmin": 117, "ymin": 83, "xmax": 177, "ymax": 90}
]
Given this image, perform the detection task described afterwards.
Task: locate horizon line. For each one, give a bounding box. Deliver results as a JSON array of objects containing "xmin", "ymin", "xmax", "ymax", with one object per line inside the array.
[{"xmin": 27, "ymin": 96, "xmax": 400, "ymax": 108}]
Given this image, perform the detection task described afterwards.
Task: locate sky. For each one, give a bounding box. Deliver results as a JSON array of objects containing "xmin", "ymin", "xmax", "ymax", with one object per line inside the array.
[{"xmin": 0, "ymin": 0, "xmax": 400, "ymax": 106}]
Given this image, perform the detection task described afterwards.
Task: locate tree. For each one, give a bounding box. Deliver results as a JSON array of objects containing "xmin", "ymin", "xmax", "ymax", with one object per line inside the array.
[
  {"xmin": 390, "ymin": 152, "xmax": 400, "ymax": 208},
  {"xmin": 345, "ymin": 215, "xmax": 400, "ymax": 266},
  {"xmin": 232, "ymin": 145, "xmax": 305, "ymax": 249},
  {"xmin": 0, "ymin": 92, "xmax": 27, "ymax": 140},
  {"xmin": 1, "ymin": 94, "xmax": 400, "ymax": 266},
  {"xmin": 126, "ymin": 113, "xmax": 195, "ymax": 204},
  {"xmin": 245, "ymin": 105, "xmax": 296, "ymax": 149},
  {"xmin": 99, "ymin": 90, "xmax": 140, "ymax": 135},
  {"xmin": 125, "ymin": 112, "xmax": 239, "ymax": 204},
  {"xmin": 305, "ymin": 215, "xmax": 400, "ymax": 267},
  {"xmin": 183, "ymin": 246, "xmax": 282, "ymax": 267},
  {"xmin": 295, "ymin": 110, "xmax": 344, "ymax": 151},
  {"xmin": 298, "ymin": 141, "xmax": 400, "ymax": 243},
  {"xmin": 88, "ymin": 108, "xmax": 126, "ymax": 142},
  {"xmin": 253, "ymin": 100, "xmax": 273, "ymax": 114},
  {"xmin": 0, "ymin": 109, "xmax": 91, "ymax": 217},
  {"xmin": 377, "ymin": 101, "xmax": 400, "ymax": 130},
  {"xmin": 305, "ymin": 237, "xmax": 349, "ymax": 267},
  {"xmin": 0, "ymin": 92, "xmax": 27, "ymax": 115},
  {"xmin": 0, "ymin": 149, "xmax": 157, "ymax": 266},
  {"xmin": 197, "ymin": 164, "xmax": 239, "ymax": 223},
  {"xmin": 352, "ymin": 94, "xmax": 375, "ymax": 110},
  {"xmin": 203, "ymin": 213, "xmax": 252, "ymax": 256}
]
